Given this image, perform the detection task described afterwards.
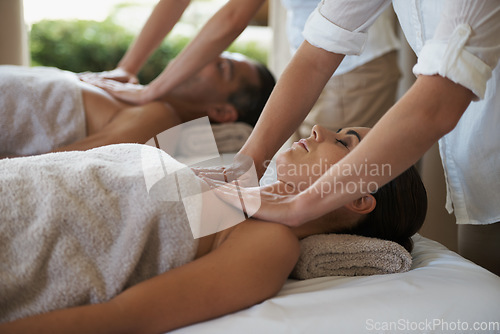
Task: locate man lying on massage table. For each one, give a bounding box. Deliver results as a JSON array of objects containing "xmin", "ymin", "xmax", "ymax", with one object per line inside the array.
[{"xmin": 0, "ymin": 52, "xmax": 274, "ymax": 158}]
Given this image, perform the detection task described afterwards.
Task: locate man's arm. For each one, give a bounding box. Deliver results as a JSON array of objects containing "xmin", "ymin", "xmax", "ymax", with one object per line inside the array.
[
  {"xmin": 0, "ymin": 221, "xmax": 300, "ymax": 334},
  {"xmin": 52, "ymin": 102, "xmax": 181, "ymax": 153}
]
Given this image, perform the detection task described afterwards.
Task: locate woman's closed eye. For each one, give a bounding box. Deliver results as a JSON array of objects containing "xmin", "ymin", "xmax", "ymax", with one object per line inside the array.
[{"xmin": 336, "ymin": 138, "xmax": 349, "ymax": 150}]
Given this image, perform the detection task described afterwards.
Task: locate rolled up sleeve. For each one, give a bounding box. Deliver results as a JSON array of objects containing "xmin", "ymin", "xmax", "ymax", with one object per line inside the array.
[
  {"xmin": 303, "ymin": 0, "xmax": 391, "ymax": 56},
  {"xmin": 413, "ymin": 0, "xmax": 500, "ymax": 100},
  {"xmin": 303, "ymin": 9, "xmax": 367, "ymax": 55}
]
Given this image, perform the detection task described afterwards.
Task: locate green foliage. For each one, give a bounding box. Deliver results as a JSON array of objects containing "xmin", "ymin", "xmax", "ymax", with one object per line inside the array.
[
  {"xmin": 29, "ymin": 19, "xmax": 185, "ymax": 83},
  {"xmin": 30, "ymin": 19, "xmax": 268, "ymax": 84},
  {"xmin": 137, "ymin": 35, "xmax": 190, "ymax": 84},
  {"xmin": 228, "ymin": 40, "xmax": 268, "ymax": 65},
  {"xmin": 30, "ymin": 19, "xmax": 133, "ymax": 73}
]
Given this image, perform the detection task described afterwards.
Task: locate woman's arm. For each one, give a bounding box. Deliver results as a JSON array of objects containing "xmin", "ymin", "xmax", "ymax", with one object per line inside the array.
[
  {"xmin": 51, "ymin": 102, "xmax": 181, "ymax": 153},
  {"xmin": 0, "ymin": 221, "xmax": 300, "ymax": 334}
]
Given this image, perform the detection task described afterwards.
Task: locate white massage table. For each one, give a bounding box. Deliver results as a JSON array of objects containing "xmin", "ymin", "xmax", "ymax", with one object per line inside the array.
[
  {"xmin": 174, "ymin": 234, "xmax": 500, "ymax": 333},
  {"xmin": 173, "ymin": 153, "xmax": 500, "ymax": 333}
]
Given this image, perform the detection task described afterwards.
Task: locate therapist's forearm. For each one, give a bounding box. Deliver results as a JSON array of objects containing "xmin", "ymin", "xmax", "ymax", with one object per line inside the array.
[
  {"xmin": 293, "ymin": 75, "xmax": 474, "ymax": 225},
  {"xmin": 144, "ymin": 0, "xmax": 265, "ymax": 101},
  {"xmin": 240, "ymin": 41, "xmax": 345, "ymax": 175},
  {"xmin": 118, "ymin": 0, "xmax": 191, "ymax": 75}
]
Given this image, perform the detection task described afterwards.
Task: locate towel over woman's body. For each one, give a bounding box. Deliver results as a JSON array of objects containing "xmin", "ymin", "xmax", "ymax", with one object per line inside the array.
[{"xmin": 0, "ymin": 144, "xmax": 200, "ymax": 322}]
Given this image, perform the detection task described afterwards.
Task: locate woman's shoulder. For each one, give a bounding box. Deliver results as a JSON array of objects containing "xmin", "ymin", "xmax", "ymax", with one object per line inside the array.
[{"xmin": 214, "ymin": 219, "xmax": 300, "ymax": 260}]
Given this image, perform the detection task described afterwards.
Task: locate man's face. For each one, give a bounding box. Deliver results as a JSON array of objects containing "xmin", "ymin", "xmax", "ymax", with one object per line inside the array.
[{"xmin": 170, "ymin": 52, "xmax": 260, "ymax": 103}]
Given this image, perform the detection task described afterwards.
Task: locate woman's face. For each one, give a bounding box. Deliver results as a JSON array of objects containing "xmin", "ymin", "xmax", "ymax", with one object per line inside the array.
[{"xmin": 276, "ymin": 125, "xmax": 369, "ymax": 190}]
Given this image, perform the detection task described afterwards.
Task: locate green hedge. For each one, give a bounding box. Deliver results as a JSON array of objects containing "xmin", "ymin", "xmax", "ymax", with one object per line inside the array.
[{"xmin": 30, "ymin": 19, "xmax": 268, "ymax": 84}]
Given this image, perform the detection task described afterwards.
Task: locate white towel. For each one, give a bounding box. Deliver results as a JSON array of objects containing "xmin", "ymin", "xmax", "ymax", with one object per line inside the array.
[
  {"xmin": 0, "ymin": 65, "xmax": 86, "ymax": 156},
  {"xmin": 176, "ymin": 122, "xmax": 253, "ymax": 156},
  {"xmin": 0, "ymin": 144, "xmax": 200, "ymax": 322},
  {"xmin": 211, "ymin": 122, "xmax": 253, "ymax": 153}
]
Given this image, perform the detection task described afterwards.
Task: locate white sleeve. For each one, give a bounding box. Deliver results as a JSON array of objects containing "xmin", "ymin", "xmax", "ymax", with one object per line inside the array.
[
  {"xmin": 413, "ymin": 0, "xmax": 500, "ymax": 100},
  {"xmin": 303, "ymin": 0, "xmax": 392, "ymax": 55}
]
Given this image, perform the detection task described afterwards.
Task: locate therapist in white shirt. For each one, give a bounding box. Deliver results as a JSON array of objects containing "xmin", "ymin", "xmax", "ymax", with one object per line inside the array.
[
  {"xmin": 211, "ymin": 0, "xmax": 500, "ymax": 276},
  {"xmin": 281, "ymin": 0, "xmax": 400, "ymax": 137}
]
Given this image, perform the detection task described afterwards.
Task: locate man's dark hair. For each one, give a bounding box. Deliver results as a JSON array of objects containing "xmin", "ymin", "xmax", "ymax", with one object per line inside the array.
[{"xmin": 228, "ymin": 62, "xmax": 276, "ymax": 127}]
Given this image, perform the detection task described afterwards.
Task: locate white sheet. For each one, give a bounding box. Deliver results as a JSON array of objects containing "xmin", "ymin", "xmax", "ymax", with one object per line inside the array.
[{"xmin": 172, "ymin": 234, "xmax": 500, "ymax": 333}]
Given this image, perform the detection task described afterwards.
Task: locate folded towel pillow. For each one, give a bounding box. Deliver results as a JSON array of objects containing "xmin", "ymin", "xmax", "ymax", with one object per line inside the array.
[
  {"xmin": 290, "ymin": 234, "xmax": 412, "ymax": 279},
  {"xmin": 211, "ymin": 122, "xmax": 253, "ymax": 153},
  {"xmin": 176, "ymin": 122, "xmax": 253, "ymax": 156}
]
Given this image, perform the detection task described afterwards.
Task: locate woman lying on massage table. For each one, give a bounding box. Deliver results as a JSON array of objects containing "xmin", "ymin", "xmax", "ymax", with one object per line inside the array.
[
  {"xmin": 0, "ymin": 125, "xmax": 427, "ymax": 333},
  {"xmin": 0, "ymin": 52, "xmax": 274, "ymax": 158}
]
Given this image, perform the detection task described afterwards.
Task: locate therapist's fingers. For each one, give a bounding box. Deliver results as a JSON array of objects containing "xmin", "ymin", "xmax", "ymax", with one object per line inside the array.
[
  {"xmin": 199, "ymin": 177, "xmax": 241, "ymax": 205},
  {"xmin": 81, "ymin": 78, "xmax": 146, "ymax": 105},
  {"xmin": 80, "ymin": 76, "xmax": 143, "ymax": 91},
  {"xmin": 200, "ymin": 177, "xmax": 262, "ymax": 218},
  {"xmin": 79, "ymin": 68, "xmax": 138, "ymax": 84},
  {"xmin": 192, "ymin": 153, "xmax": 257, "ymax": 184},
  {"xmin": 192, "ymin": 166, "xmax": 226, "ymax": 181},
  {"xmin": 201, "ymin": 176, "xmax": 303, "ymax": 225}
]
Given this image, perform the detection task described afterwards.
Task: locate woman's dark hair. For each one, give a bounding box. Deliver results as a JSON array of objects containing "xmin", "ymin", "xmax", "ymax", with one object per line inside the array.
[
  {"xmin": 228, "ymin": 62, "xmax": 276, "ymax": 127},
  {"xmin": 341, "ymin": 165, "xmax": 427, "ymax": 253}
]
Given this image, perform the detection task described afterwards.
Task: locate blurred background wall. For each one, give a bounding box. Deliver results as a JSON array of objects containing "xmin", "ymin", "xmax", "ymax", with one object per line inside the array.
[{"xmin": 0, "ymin": 0, "xmax": 30, "ymax": 65}]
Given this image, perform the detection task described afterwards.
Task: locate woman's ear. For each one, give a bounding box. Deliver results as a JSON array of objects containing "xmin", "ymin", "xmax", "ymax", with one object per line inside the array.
[
  {"xmin": 345, "ymin": 194, "xmax": 376, "ymax": 215},
  {"xmin": 206, "ymin": 104, "xmax": 238, "ymax": 123}
]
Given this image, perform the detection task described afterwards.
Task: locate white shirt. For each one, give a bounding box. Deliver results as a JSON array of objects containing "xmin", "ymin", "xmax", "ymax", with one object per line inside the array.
[
  {"xmin": 304, "ymin": 0, "xmax": 500, "ymax": 225},
  {"xmin": 281, "ymin": 0, "xmax": 400, "ymax": 75}
]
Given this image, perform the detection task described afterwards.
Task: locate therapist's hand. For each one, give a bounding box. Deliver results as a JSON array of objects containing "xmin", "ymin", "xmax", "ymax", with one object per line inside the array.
[
  {"xmin": 200, "ymin": 177, "xmax": 307, "ymax": 227},
  {"xmin": 192, "ymin": 153, "xmax": 257, "ymax": 184},
  {"xmin": 79, "ymin": 77, "xmax": 151, "ymax": 105},
  {"xmin": 79, "ymin": 67, "xmax": 138, "ymax": 84}
]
